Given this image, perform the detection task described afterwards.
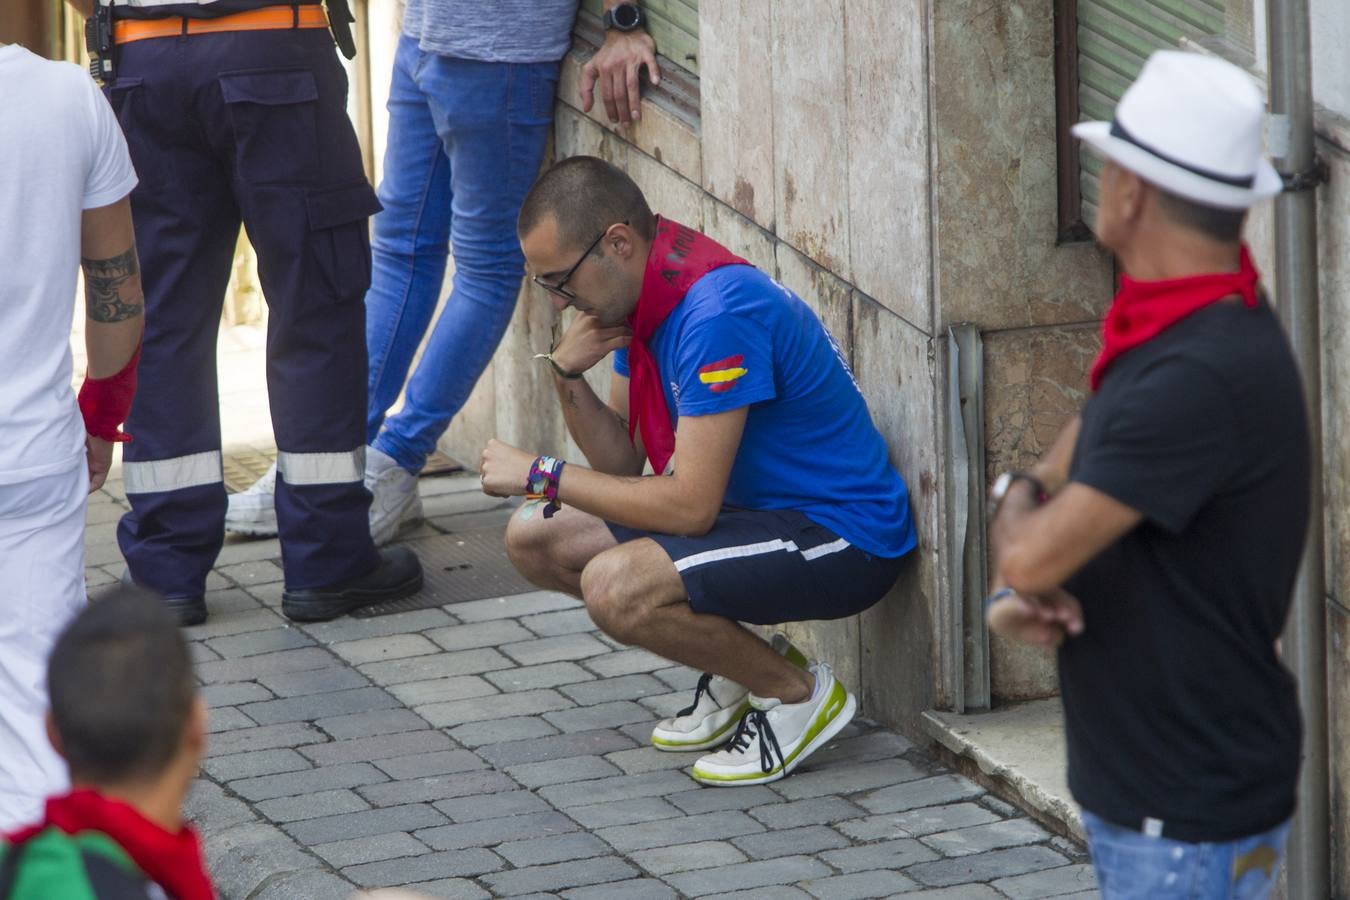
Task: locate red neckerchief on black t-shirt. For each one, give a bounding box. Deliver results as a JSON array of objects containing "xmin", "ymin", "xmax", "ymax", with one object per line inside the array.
[
  {"xmin": 6, "ymin": 790, "xmax": 215, "ymax": 900},
  {"xmin": 1090, "ymin": 244, "xmax": 1260, "ymax": 391},
  {"xmin": 627, "ymin": 216, "xmax": 748, "ymax": 474}
]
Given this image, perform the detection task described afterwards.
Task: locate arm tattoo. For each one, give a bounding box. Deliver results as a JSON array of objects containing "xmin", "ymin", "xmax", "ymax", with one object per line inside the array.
[
  {"xmin": 566, "ymin": 388, "xmax": 580, "ymax": 410},
  {"xmin": 82, "ymin": 247, "xmax": 143, "ymax": 323}
]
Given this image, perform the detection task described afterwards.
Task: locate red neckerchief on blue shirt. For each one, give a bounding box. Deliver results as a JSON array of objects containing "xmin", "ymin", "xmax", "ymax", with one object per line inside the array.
[{"xmin": 626, "ymin": 216, "xmax": 748, "ymax": 473}]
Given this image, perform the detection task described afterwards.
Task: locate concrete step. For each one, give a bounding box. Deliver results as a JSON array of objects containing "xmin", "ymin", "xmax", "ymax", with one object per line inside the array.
[{"xmin": 922, "ymin": 698, "xmax": 1083, "ymax": 842}]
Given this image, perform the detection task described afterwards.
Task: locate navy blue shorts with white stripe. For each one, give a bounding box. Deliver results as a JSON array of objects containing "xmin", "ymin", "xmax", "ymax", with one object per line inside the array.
[{"xmin": 606, "ymin": 507, "xmax": 908, "ymax": 625}]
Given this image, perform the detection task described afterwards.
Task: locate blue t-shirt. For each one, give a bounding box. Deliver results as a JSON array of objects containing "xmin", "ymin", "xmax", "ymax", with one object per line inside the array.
[{"xmin": 614, "ymin": 265, "xmax": 916, "ymax": 559}]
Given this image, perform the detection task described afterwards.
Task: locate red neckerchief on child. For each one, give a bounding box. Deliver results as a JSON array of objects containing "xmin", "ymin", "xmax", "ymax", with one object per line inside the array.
[
  {"xmin": 6, "ymin": 790, "xmax": 214, "ymax": 900},
  {"xmin": 1090, "ymin": 244, "xmax": 1260, "ymax": 391},
  {"xmin": 627, "ymin": 216, "xmax": 749, "ymax": 474}
]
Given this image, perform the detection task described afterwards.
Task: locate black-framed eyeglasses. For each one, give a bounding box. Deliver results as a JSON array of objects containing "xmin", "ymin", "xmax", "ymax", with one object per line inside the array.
[{"xmin": 532, "ymin": 221, "xmax": 626, "ymax": 302}]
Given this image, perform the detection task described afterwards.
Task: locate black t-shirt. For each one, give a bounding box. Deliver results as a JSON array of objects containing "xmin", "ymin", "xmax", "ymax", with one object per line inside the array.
[{"xmin": 1060, "ymin": 297, "xmax": 1309, "ymax": 843}]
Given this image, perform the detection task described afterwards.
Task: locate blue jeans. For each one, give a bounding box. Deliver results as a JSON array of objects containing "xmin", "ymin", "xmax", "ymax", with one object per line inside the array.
[
  {"xmin": 365, "ymin": 35, "xmax": 558, "ymax": 472},
  {"xmin": 1083, "ymin": 810, "xmax": 1291, "ymax": 900}
]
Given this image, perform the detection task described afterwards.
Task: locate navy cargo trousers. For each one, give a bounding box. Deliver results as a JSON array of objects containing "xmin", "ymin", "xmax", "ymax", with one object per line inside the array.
[{"xmin": 108, "ymin": 26, "xmax": 381, "ymax": 597}]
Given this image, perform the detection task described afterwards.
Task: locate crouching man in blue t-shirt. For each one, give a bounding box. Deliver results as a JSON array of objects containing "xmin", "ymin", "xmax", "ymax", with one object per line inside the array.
[{"xmin": 479, "ymin": 156, "xmax": 916, "ymax": 786}]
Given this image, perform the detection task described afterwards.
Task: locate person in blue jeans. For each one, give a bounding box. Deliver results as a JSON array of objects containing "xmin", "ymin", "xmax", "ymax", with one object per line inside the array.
[
  {"xmin": 986, "ymin": 54, "xmax": 1304, "ymax": 899},
  {"xmin": 228, "ymin": 1, "xmax": 661, "ymax": 543}
]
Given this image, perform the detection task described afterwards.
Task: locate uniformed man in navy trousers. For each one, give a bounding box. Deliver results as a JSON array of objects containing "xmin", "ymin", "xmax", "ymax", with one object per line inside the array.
[{"xmin": 74, "ymin": 0, "xmax": 422, "ymax": 625}]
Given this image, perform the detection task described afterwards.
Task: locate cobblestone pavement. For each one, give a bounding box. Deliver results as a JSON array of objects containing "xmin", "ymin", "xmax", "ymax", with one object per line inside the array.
[{"xmin": 82, "ymin": 468, "xmax": 1100, "ymax": 900}]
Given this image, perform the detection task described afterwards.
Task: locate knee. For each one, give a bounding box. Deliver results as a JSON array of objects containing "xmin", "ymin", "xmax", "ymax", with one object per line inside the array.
[
  {"xmin": 504, "ymin": 511, "xmax": 556, "ymax": 582},
  {"xmin": 450, "ymin": 232, "xmax": 524, "ymax": 284},
  {"xmin": 580, "ymin": 548, "xmax": 644, "ymax": 642}
]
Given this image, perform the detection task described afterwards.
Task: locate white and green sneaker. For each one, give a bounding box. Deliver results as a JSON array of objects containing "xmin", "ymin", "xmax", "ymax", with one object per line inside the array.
[
  {"xmin": 691, "ymin": 662, "xmax": 856, "ymax": 787},
  {"xmin": 650, "ymin": 634, "xmax": 810, "ymax": 753}
]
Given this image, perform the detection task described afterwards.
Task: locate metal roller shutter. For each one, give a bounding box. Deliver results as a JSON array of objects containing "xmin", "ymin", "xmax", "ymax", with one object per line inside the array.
[{"xmin": 1076, "ymin": 0, "xmax": 1224, "ymax": 221}]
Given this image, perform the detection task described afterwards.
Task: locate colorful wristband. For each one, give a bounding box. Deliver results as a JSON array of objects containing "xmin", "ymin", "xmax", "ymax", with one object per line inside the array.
[
  {"xmin": 525, "ymin": 455, "xmax": 565, "ymax": 519},
  {"xmin": 77, "ymin": 340, "xmax": 141, "ymax": 443}
]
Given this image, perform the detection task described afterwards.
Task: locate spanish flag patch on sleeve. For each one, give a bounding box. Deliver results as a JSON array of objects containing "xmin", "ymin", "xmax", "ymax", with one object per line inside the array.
[{"xmin": 698, "ymin": 354, "xmax": 748, "ymax": 393}]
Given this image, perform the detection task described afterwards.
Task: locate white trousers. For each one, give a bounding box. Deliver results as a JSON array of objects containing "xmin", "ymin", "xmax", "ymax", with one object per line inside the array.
[{"xmin": 0, "ymin": 464, "xmax": 86, "ymax": 830}]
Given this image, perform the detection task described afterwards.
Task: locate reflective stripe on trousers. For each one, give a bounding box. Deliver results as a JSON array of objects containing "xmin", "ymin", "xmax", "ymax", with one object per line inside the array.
[
  {"xmin": 277, "ymin": 447, "xmax": 364, "ymax": 486},
  {"xmin": 123, "ymin": 450, "xmax": 223, "ymax": 495},
  {"xmin": 112, "ymin": 30, "xmax": 382, "ymax": 596}
]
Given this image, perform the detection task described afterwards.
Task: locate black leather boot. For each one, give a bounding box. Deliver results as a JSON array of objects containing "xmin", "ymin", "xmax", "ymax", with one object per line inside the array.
[
  {"xmin": 120, "ymin": 568, "xmax": 207, "ymax": 627},
  {"xmin": 281, "ymin": 546, "xmax": 423, "ymax": 622}
]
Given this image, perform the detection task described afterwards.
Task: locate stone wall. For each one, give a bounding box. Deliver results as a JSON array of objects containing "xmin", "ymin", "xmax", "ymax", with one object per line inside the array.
[
  {"xmin": 928, "ymin": 0, "xmax": 1114, "ymax": 701},
  {"xmin": 1311, "ymin": 112, "xmax": 1350, "ymax": 899}
]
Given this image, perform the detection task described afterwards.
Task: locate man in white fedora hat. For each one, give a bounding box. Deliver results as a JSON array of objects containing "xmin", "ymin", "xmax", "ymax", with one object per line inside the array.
[{"xmin": 985, "ymin": 51, "xmax": 1309, "ymax": 898}]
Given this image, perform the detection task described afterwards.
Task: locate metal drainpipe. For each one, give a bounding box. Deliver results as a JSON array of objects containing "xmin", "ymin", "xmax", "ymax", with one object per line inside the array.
[{"xmin": 1264, "ymin": 0, "xmax": 1329, "ymax": 895}]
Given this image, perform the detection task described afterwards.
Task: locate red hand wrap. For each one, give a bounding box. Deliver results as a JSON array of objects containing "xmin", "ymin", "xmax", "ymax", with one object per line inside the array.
[{"xmin": 77, "ymin": 341, "xmax": 141, "ymax": 443}]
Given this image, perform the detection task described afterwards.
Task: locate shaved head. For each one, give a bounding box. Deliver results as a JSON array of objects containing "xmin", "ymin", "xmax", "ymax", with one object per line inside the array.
[{"xmin": 518, "ymin": 156, "xmax": 655, "ymax": 252}]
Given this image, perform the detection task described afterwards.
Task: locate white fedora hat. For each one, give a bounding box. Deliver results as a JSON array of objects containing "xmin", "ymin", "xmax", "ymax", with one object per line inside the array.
[{"xmin": 1073, "ymin": 51, "xmax": 1282, "ymax": 210}]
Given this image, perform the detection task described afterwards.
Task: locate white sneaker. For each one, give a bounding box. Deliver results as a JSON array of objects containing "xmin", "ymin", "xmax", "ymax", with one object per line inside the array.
[
  {"xmin": 650, "ymin": 634, "xmax": 811, "ymax": 753},
  {"xmin": 225, "ymin": 462, "xmax": 279, "ymax": 537},
  {"xmin": 366, "ymin": 445, "xmax": 423, "ymax": 546},
  {"xmin": 691, "ymin": 662, "xmax": 857, "ymax": 787}
]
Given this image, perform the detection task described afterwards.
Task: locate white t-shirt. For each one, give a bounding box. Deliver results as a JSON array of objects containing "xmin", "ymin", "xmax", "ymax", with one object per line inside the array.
[{"xmin": 0, "ymin": 46, "xmax": 137, "ymax": 484}]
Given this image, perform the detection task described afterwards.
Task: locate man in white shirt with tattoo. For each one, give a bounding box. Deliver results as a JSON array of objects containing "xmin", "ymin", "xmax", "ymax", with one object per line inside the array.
[{"xmin": 0, "ymin": 41, "xmax": 144, "ymax": 828}]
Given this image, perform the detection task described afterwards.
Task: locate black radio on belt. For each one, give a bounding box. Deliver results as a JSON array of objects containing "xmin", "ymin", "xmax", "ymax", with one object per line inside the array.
[{"xmin": 84, "ymin": 1, "xmax": 115, "ymax": 84}]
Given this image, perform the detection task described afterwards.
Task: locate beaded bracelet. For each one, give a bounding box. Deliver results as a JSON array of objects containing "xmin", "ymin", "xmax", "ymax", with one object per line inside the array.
[{"xmin": 525, "ymin": 455, "xmax": 565, "ymax": 519}]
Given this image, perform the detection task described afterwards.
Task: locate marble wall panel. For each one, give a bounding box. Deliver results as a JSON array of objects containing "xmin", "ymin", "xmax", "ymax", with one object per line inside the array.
[
  {"xmin": 852, "ymin": 297, "xmax": 942, "ymax": 732},
  {"xmin": 1331, "ymin": 603, "xmax": 1350, "ymax": 898},
  {"xmin": 627, "ymin": 146, "xmax": 705, "ymax": 231},
  {"xmin": 844, "ymin": 0, "xmax": 932, "ymax": 331},
  {"xmin": 699, "ymin": 0, "xmax": 776, "ymax": 229},
  {"xmin": 554, "ymin": 104, "xmax": 611, "ymax": 163},
  {"xmin": 1315, "ymin": 141, "xmax": 1350, "ymax": 609},
  {"xmin": 1315, "ymin": 143, "xmax": 1350, "ymax": 897},
  {"xmin": 981, "ymin": 324, "xmax": 1099, "ymax": 700},
  {"xmin": 775, "ymin": 242, "xmax": 854, "ymax": 367},
  {"xmin": 1317, "ymin": 126, "xmax": 1350, "ymax": 900},
  {"xmin": 771, "ymin": 0, "xmax": 851, "ymax": 279},
  {"xmin": 930, "ymin": 0, "xmax": 1113, "ymax": 330},
  {"xmin": 702, "ymin": 197, "xmax": 778, "ymax": 275}
]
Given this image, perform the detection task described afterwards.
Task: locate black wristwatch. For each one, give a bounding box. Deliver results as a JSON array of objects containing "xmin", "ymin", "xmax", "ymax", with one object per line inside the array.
[{"xmin": 602, "ymin": 2, "xmax": 645, "ymax": 32}]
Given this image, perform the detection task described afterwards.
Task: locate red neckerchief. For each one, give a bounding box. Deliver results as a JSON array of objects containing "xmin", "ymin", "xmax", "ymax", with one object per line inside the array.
[
  {"xmin": 6, "ymin": 790, "xmax": 214, "ymax": 900},
  {"xmin": 1090, "ymin": 244, "xmax": 1260, "ymax": 391},
  {"xmin": 627, "ymin": 216, "xmax": 748, "ymax": 473}
]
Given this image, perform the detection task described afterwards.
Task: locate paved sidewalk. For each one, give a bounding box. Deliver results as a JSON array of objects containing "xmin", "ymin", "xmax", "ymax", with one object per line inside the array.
[{"xmin": 76, "ymin": 326, "xmax": 1101, "ymax": 899}]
